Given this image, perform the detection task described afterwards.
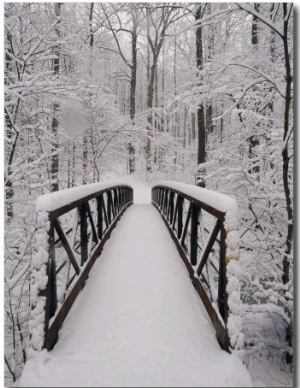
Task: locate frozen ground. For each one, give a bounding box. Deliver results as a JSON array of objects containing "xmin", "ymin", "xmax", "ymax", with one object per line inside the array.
[{"xmin": 18, "ymin": 182, "xmax": 252, "ymax": 387}]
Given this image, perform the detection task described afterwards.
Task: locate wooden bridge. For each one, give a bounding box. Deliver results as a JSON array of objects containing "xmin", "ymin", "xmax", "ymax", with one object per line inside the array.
[{"xmin": 25, "ymin": 181, "xmax": 250, "ymax": 386}]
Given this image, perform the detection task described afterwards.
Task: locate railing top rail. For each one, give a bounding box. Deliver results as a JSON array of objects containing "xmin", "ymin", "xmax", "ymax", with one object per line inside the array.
[
  {"xmin": 153, "ymin": 181, "xmax": 237, "ymax": 220},
  {"xmin": 36, "ymin": 181, "xmax": 133, "ymax": 218}
]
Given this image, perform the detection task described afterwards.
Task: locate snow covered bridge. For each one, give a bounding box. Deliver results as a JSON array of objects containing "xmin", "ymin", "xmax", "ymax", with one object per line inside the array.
[{"xmin": 19, "ymin": 182, "xmax": 252, "ymax": 387}]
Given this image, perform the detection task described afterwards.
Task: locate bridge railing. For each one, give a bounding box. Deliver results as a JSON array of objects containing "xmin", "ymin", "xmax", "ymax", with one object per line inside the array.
[
  {"xmin": 30, "ymin": 182, "xmax": 133, "ymax": 351},
  {"xmin": 152, "ymin": 181, "xmax": 241, "ymax": 352}
]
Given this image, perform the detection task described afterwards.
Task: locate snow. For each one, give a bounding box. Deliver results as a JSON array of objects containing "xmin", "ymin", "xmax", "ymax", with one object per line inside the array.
[
  {"xmin": 28, "ymin": 211, "xmax": 50, "ymax": 354},
  {"xmin": 155, "ymin": 180, "xmax": 238, "ymax": 214},
  {"xmin": 18, "ymin": 190, "xmax": 252, "ymax": 387},
  {"xmin": 36, "ymin": 181, "xmax": 132, "ymax": 212}
]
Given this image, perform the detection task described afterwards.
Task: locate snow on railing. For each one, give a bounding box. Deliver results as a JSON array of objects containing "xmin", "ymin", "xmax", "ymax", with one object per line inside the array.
[
  {"xmin": 29, "ymin": 182, "xmax": 133, "ymax": 355},
  {"xmin": 152, "ymin": 181, "xmax": 243, "ymax": 352}
]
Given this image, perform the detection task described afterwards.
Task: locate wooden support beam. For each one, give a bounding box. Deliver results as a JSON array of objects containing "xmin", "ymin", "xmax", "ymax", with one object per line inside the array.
[
  {"xmin": 180, "ymin": 202, "xmax": 192, "ymax": 248},
  {"xmin": 196, "ymin": 220, "xmax": 221, "ymax": 276},
  {"xmin": 53, "ymin": 219, "xmax": 80, "ymax": 275},
  {"xmin": 86, "ymin": 202, "xmax": 98, "ymax": 244}
]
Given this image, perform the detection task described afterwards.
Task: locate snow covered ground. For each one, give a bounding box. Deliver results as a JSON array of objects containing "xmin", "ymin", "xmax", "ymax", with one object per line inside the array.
[{"xmin": 18, "ymin": 183, "xmax": 252, "ymax": 387}]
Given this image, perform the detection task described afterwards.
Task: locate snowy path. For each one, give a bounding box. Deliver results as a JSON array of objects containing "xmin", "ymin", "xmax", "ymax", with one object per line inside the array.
[{"xmin": 19, "ymin": 200, "xmax": 252, "ymax": 387}]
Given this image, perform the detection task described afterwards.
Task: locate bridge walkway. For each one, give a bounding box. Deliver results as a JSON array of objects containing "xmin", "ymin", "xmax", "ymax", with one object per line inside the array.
[{"xmin": 19, "ymin": 192, "xmax": 252, "ymax": 387}]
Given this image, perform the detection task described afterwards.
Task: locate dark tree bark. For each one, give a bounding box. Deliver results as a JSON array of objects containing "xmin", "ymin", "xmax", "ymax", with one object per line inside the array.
[
  {"xmin": 248, "ymin": 3, "xmax": 260, "ymax": 176},
  {"xmin": 83, "ymin": 2, "xmax": 94, "ymax": 184},
  {"xmin": 101, "ymin": 4, "xmax": 138, "ymax": 173},
  {"xmin": 281, "ymin": 4, "xmax": 293, "ymax": 365},
  {"xmin": 51, "ymin": 3, "xmax": 61, "ymax": 192},
  {"xmin": 281, "ymin": 4, "xmax": 293, "ymax": 286},
  {"xmin": 5, "ymin": 29, "xmax": 14, "ymax": 218},
  {"xmin": 206, "ymin": 3, "xmax": 214, "ymax": 136},
  {"xmin": 145, "ymin": 6, "xmax": 174, "ymax": 173},
  {"xmin": 195, "ymin": 5, "xmax": 206, "ymax": 187},
  {"xmin": 128, "ymin": 10, "xmax": 137, "ymax": 174},
  {"xmin": 251, "ymin": 3, "xmax": 260, "ymax": 46}
]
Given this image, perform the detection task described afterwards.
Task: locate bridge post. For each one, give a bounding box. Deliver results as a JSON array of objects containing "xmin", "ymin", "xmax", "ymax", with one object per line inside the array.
[
  {"xmin": 97, "ymin": 195, "xmax": 103, "ymax": 240},
  {"xmin": 112, "ymin": 189, "xmax": 117, "ymax": 218},
  {"xmin": 190, "ymin": 204, "xmax": 199, "ymax": 266},
  {"xmin": 48, "ymin": 222, "xmax": 58, "ymax": 318},
  {"xmin": 79, "ymin": 202, "xmax": 88, "ymax": 266},
  {"xmin": 168, "ymin": 191, "xmax": 175, "ymax": 224},
  {"xmin": 107, "ymin": 192, "xmax": 112, "ymax": 223},
  {"xmin": 218, "ymin": 225, "xmax": 228, "ymax": 322},
  {"xmin": 163, "ymin": 189, "xmax": 168, "ymax": 215},
  {"xmin": 177, "ymin": 196, "xmax": 183, "ymax": 239}
]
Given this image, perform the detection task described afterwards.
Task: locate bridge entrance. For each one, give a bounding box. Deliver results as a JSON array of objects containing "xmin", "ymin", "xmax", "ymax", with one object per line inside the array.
[{"xmin": 20, "ymin": 196, "xmax": 252, "ymax": 387}]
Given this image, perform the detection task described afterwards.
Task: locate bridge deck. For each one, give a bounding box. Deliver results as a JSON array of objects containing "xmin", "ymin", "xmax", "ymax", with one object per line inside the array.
[{"xmin": 19, "ymin": 200, "xmax": 251, "ymax": 387}]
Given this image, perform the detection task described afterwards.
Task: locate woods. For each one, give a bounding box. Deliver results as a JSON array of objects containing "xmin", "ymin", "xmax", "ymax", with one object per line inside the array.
[{"xmin": 4, "ymin": 3, "xmax": 293, "ymax": 386}]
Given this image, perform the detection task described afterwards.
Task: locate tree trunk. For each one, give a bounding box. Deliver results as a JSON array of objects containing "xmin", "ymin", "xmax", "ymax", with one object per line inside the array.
[
  {"xmin": 145, "ymin": 7, "xmax": 172, "ymax": 174},
  {"xmin": 195, "ymin": 6, "xmax": 206, "ymax": 187},
  {"xmin": 51, "ymin": 3, "xmax": 61, "ymax": 192},
  {"xmin": 206, "ymin": 3, "xmax": 214, "ymax": 136},
  {"xmin": 248, "ymin": 3, "xmax": 260, "ymax": 176},
  {"xmin": 251, "ymin": 3, "xmax": 260, "ymax": 46},
  {"xmin": 128, "ymin": 13, "xmax": 137, "ymax": 174},
  {"xmin": 5, "ymin": 29, "xmax": 14, "ymax": 218},
  {"xmin": 83, "ymin": 2, "xmax": 94, "ymax": 184},
  {"xmin": 146, "ymin": 57, "xmax": 157, "ymax": 172},
  {"xmin": 282, "ymin": 4, "xmax": 293, "ymax": 365}
]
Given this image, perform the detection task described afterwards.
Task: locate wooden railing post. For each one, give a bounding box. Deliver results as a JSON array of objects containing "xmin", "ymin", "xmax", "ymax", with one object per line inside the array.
[
  {"xmin": 190, "ymin": 204, "xmax": 199, "ymax": 266},
  {"xmin": 218, "ymin": 225, "xmax": 228, "ymax": 322},
  {"xmin": 168, "ymin": 191, "xmax": 175, "ymax": 224},
  {"xmin": 48, "ymin": 221, "xmax": 57, "ymax": 319},
  {"xmin": 163, "ymin": 189, "xmax": 168, "ymax": 215},
  {"xmin": 160, "ymin": 188, "xmax": 164, "ymax": 210},
  {"xmin": 107, "ymin": 192, "xmax": 112, "ymax": 224},
  {"xmin": 113, "ymin": 189, "xmax": 118, "ymax": 217},
  {"xmin": 79, "ymin": 202, "xmax": 88, "ymax": 266},
  {"xmin": 177, "ymin": 196, "xmax": 183, "ymax": 239},
  {"xmin": 118, "ymin": 188, "xmax": 123, "ymax": 210},
  {"xmin": 97, "ymin": 194, "xmax": 103, "ymax": 240}
]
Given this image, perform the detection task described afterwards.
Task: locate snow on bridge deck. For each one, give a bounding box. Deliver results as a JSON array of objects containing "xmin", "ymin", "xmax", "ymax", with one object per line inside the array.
[{"xmin": 19, "ymin": 187, "xmax": 252, "ymax": 387}]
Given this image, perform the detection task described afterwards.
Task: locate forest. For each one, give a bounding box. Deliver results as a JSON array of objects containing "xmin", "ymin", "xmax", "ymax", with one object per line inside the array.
[{"xmin": 4, "ymin": 2, "xmax": 293, "ymax": 386}]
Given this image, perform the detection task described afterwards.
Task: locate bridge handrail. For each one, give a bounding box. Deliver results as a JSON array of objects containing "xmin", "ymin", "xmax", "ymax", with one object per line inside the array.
[
  {"xmin": 152, "ymin": 181, "xmax": 242, "ymax": 352},
  {"xmin": 30, "ymin": 182, "xmax": 133, "ymax": 352},
  {"xmin": 36, "ymin": 181, "xmax": 132, "ymax": 217}
]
